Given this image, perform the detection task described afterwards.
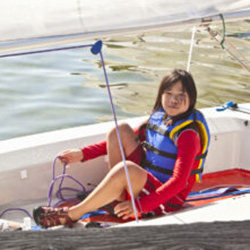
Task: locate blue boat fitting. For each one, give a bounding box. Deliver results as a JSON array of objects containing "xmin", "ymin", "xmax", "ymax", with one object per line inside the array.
[
  {"xmin": 216, "ymin": 101, "xmax": 250, "ymax": 115},
  {"xmin": 216, "ymin": 101, "xmax": 236, "ymax": 111},
  {"xmin": 91, "ymin": 40, "xmax": 103, "ymax": 55}
]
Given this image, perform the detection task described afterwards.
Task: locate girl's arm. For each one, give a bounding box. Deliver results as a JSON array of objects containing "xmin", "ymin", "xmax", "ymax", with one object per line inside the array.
[
  {"xmin": 81, "ymin": 121, "xmax": 147, "ymax": 162},
  {"xmin": 136, "ymin": 129, "xmax": 201, "ymax": 213},
  {"xmin": 81, "ymin": 140, "xmax": 107, "ymax": 161}
]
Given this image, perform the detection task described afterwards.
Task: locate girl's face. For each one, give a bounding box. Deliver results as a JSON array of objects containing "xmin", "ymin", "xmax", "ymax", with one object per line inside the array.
[{"xmin": 161, "ymin": 81, "xmax": 190, "ymax": 117}]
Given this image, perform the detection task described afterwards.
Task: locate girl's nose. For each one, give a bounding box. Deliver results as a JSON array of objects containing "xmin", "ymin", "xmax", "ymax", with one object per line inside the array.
[{"xmin": 170, "ymin": 95, "xmax": 178, "ymax": 103}]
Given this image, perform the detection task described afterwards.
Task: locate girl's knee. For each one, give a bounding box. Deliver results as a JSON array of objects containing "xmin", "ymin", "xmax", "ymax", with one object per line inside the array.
[
  {"xmin": 111, "ymin": 160, "xmax": 133, "ymax": 173},
  {"xmin": 110, "ymin": 161, "xmax": 147, "ymax": 193},
  {"xmin": 107, "ymin": 122, "xmax": 131, "ymax": 140},
  {"xmin": 112, "ymin": 161, "xmax": 140, "ymax": 176},
  {"xmin": 108, "ymin": 162, "xmax": 128, "ymax": 185},
  {"xmin": 118, "ymin": 122, "xmax": 131, "ymax": 132}
]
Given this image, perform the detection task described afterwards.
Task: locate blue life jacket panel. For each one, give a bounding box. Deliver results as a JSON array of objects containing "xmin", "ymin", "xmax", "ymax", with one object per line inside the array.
[{"xmin": 142, "ymin": 109, "xmax": 210, "ymax": 183}]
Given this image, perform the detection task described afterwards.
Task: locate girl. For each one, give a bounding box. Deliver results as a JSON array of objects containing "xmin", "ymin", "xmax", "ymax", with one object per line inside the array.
[{"xmin": 33, "ymin": 69, "xmax": 210, "ymax": 227}]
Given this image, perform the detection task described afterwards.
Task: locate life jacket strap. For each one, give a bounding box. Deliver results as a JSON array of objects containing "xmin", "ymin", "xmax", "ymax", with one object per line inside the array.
[
  {"xmin": 142, "ymin": 141, "xmax": 177, "ymax": 159},
  {"xmin": 195, "ymin": 151, "xmax": 208, "ymax": 160},
  {"xmin": 143, "ymin": 141, "xmax": 208, "ymax": 160},
  {"xmin": 142, "ymin": 159, "xmax": 203, "ymax": 176},
  {"xmin": 146, "ymin": 123, "xmax": 170, "ymax": 137},
  {"xmin": 142, "ymin": 159, "xmax": 174, "ymax": 176}
]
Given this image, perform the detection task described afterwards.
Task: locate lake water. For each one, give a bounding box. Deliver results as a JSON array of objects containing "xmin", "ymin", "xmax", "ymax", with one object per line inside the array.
[{"xmin": 0, "ymin": 20, "xmax": 249, "ymax": 141}]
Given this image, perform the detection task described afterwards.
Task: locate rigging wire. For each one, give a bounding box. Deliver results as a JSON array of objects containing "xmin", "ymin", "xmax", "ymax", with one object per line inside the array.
[
  {"xmin": 207, "ymin": 14, "xmax": 250, "ymax": 74},
  {"xmin": 97, "ymin": 44, "xmax": 139, "ymax": 223},
  {"xmin": 0, "ymin": 44, "xmax": 93, "ymax": 58},
  {"xmin": 186, "ymin": 26, "xmax": 196, "ymax": 72},
  {"xmin": 219, "ymin": 14, "xmax": 226, "ymax": 49}
]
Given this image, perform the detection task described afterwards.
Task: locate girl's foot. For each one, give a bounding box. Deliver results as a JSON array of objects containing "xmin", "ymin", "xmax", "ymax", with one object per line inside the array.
[{"xmin": 33, "ymin": 206, "xmax": 75, "ymax": 228}]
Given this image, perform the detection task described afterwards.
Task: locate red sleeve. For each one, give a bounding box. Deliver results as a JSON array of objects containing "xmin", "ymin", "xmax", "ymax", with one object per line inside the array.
[
  {"xmin": 81, "ymin": 140, "xmax": 107, "ymax": 161},
  {"xmin": 80, "ymin": 122, "xmax": 147, "ymax": 162},
  {"xmin": 137, "ymin": 129, "xmax": 200, "ymax": 213}
]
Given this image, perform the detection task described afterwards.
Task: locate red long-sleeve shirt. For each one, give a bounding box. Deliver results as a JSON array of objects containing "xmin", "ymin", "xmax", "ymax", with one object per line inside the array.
[
  {"xmin": 138, "ymin": 129, "xmax": 201, "ymax": 213},
  {"xmin": 81, "ymin": 125, "xmax": 144, "ymax": 161},
  {"xmin": 81, "ymin": 127, "xmax": 201, "ymax": 214}
]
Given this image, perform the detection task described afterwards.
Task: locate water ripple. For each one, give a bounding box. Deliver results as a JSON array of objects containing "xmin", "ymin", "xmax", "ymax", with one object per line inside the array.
[{"xmin": 0, "ymin": 20, "xmax": 249, "ymax": 140}]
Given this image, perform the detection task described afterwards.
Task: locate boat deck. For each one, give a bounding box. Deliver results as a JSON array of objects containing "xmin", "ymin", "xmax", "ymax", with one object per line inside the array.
[
  {"xmin": 70, "ymin": 168, "xmax": 250, "ymax": 227},
  {"xmin": 118, "ymin": 168, "xmax": 250, "ymax": 226},
  {"xmin": 1, "ymin": 169, "xmax": 250, "ymax": 227}
]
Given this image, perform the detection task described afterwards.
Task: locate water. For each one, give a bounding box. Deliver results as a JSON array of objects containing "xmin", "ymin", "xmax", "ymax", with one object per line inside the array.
[{"xmin": 0, "ymin": 20, "xmax": 249, "ymax": 141}]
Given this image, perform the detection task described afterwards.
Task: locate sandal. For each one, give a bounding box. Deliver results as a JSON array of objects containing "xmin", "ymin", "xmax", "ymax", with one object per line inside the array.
[{"xmin": 33, "ymin": 206, "xmax": 75, "ymax": 228}]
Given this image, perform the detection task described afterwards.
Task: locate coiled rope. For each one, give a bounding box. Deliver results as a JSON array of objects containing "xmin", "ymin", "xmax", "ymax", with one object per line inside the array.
[{"xmin": 47, "ymin": 156, "xmax": 87, "ymax": 208}]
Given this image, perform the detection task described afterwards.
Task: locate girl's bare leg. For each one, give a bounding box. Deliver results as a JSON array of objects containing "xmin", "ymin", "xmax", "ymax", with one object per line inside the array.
[
  {"xmin": 107, "ymin": 123, "xmax": 140, "ymax": 169},
  {"xmin": 68, "ymin": 161, "xmax": 147, "ymax": 221}
]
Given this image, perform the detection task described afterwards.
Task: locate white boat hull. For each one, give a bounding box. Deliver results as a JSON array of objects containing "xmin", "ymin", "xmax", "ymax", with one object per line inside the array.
[{"xmin": 0, "ymin": 104, "xmax": 250, "ymax": 224}]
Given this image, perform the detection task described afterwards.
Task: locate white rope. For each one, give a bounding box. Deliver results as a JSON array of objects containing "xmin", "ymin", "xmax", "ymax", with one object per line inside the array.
[{"xmin": 186, "ymin": 26, "xmax": 196, "ymax": 72}]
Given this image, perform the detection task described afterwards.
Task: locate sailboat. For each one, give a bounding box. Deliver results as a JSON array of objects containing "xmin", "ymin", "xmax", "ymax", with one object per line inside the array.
[{"xmin": 0, "ymin": 0, "xmax": 250, "ymax": 231}]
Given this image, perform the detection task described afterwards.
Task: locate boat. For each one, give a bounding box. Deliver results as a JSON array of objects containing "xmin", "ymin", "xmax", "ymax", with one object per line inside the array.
[
  {"xmin": 1, "ymin": 102, "xmax": 250, "ymax": 227},
  {"xmin": 0, "ymin": 0, "xmax": 250, "ymax": 233}
]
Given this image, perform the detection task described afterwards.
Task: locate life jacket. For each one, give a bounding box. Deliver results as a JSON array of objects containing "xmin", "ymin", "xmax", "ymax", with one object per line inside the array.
[{"xmin": 142, "ymin": 108, "xmax": 210, "ymax": 183}]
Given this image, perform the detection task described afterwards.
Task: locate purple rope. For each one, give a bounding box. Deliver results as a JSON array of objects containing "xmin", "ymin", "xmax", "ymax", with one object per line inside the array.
[
  {"xmin": 99, "ymin": 50, "xmax": 139, "ymax": 222},
  {"xmin": 54, "ymin": 157, "xmax": 67, "ymax": 201},
  {"xmin": 0, "ymin": 44, "xmax": 93, "ymax": 58},
  {"xmin": 47, "ymin": 174, "xmax": 86, "ymax": 207},
  {"xmin": 0, "ymin": 208, "xmax": 32, "ymax": 219},
  {"xmin": 52, "ymin": 156, "xmax": 84, "ymax": 200},
  {"xmin": 0, "ymin": 161, "xmax": 87, "ymax": 221},
  {"xmin": 47, "ymin": 158, "xmax": 87, "ymax": 207}
]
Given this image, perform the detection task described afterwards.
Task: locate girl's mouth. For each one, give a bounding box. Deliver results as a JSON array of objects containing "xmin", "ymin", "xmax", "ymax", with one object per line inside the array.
[{"xmin": 168, "ymin": 105, "xmax": 179, "ymax": 109}]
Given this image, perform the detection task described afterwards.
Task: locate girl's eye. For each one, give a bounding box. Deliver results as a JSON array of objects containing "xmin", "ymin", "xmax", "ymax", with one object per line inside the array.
[{"xmin": 178, "ymin": 94, "xmax": 186, "ymax": 102}]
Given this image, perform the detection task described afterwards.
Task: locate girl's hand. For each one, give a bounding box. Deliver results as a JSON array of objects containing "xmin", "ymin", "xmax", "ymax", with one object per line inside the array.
[
  {"xmin": 114, "ymin": 201, "xmax": 134, "ymax": 220},
  {"xmin": 58, "ymin": 149, "xmax": 84, "ymax": 164}
]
